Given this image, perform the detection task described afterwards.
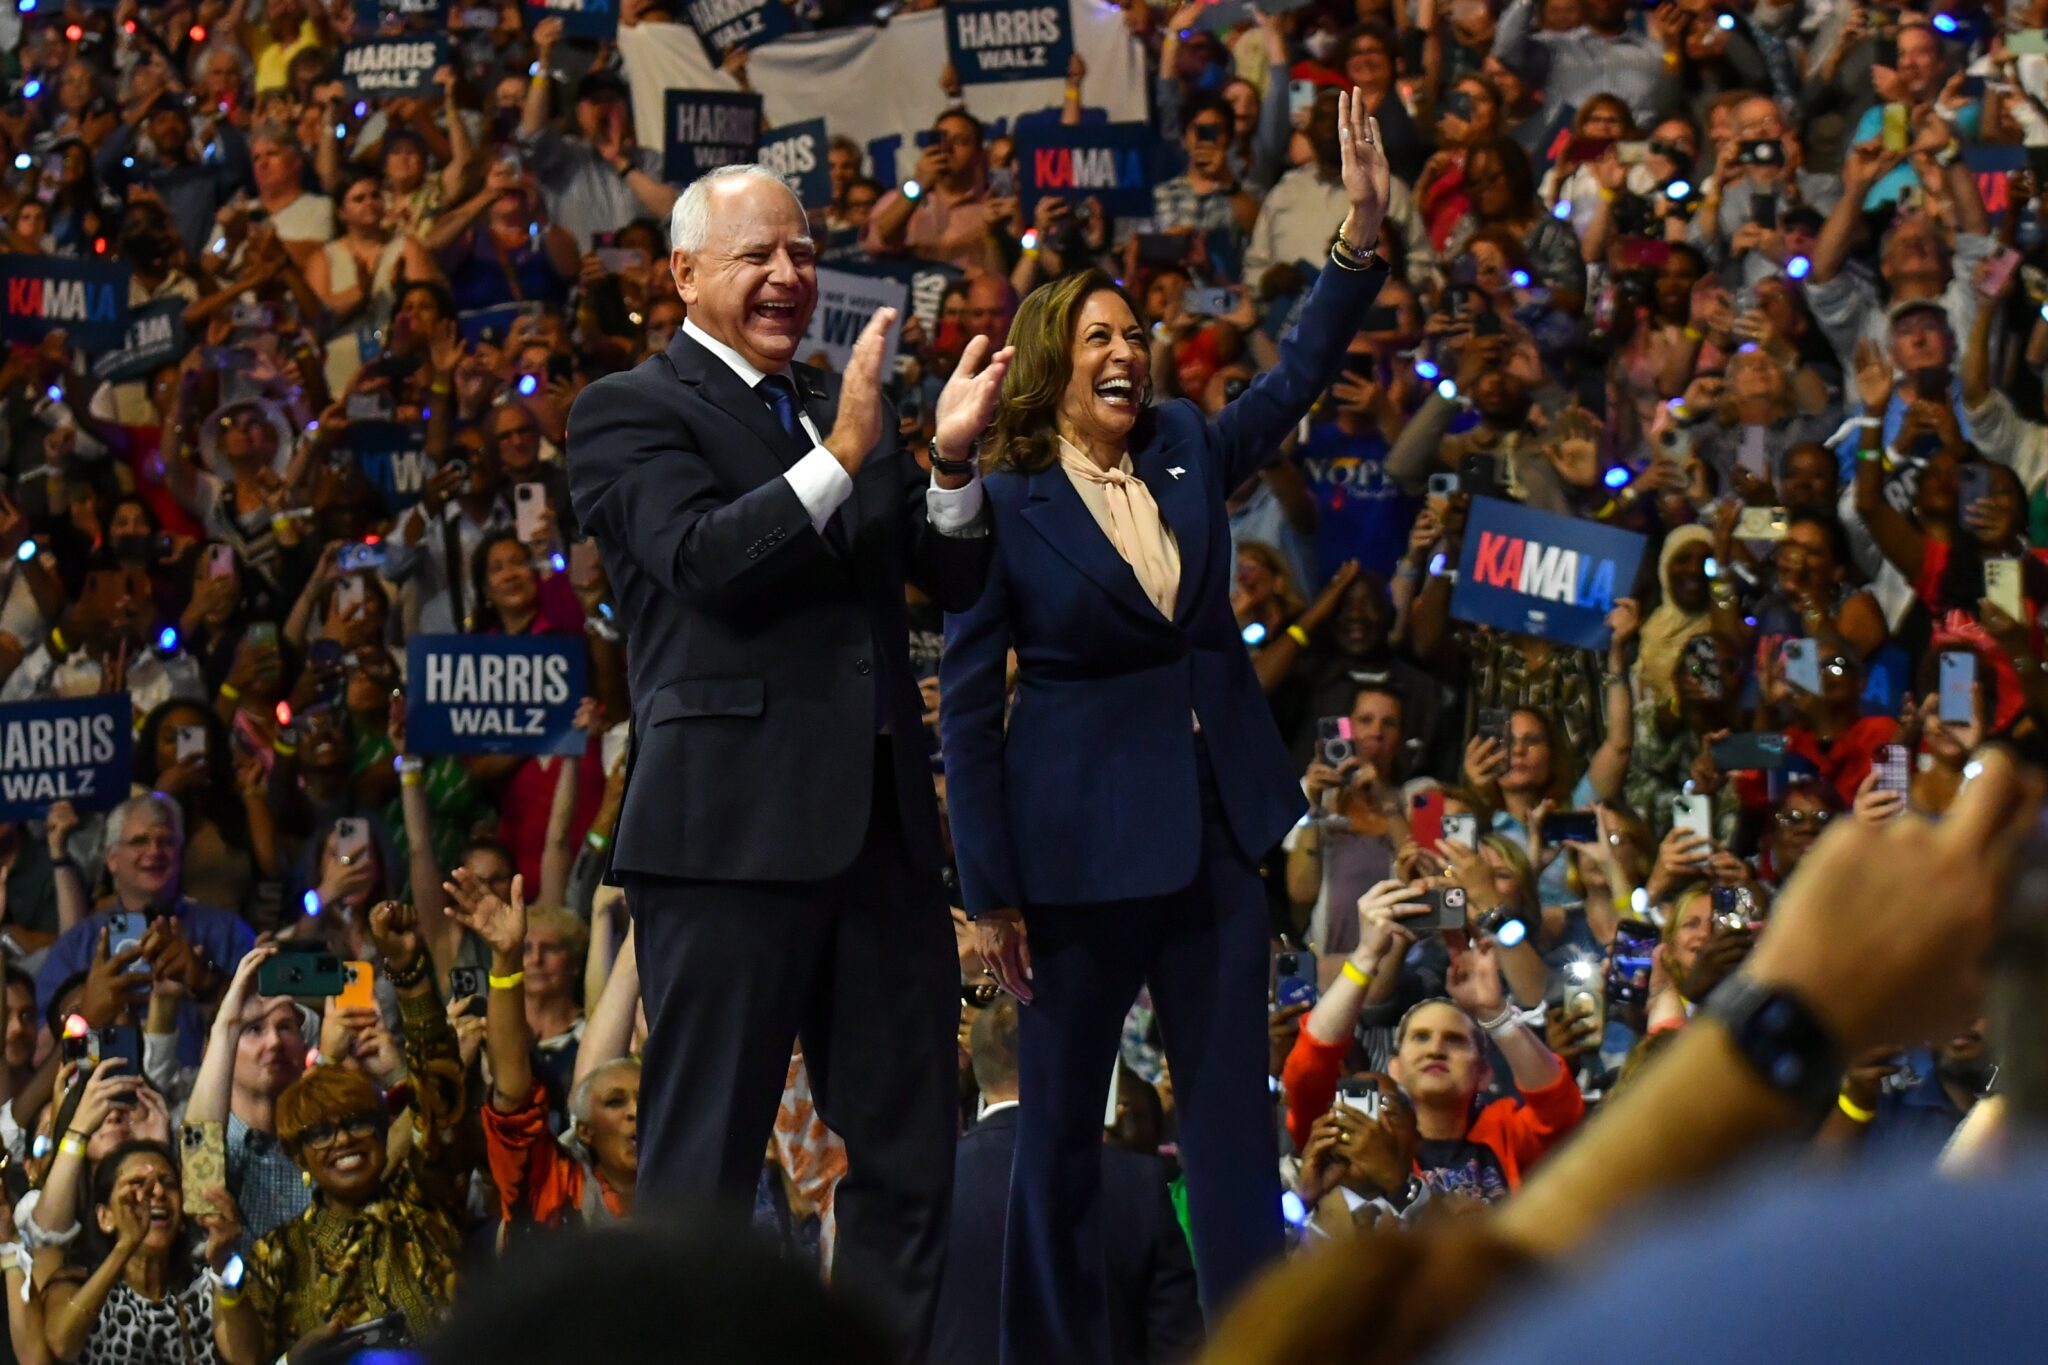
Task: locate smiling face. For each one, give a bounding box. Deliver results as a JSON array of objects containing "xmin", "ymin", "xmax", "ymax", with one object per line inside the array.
[
  {"xmin": 301, "ymin": 1110, "xmax": 387, "ymax": 1204},
  {"xmin": 673, "ymin": 176, "xmax": 816, "ymax": 374},
  {"xmin": 1054, "ymin": 290, "xmax": 1148, "ymax": 451},
  {"xmin": 1667, "ymin": 540, "xmax": 1713, "ymax": 613},
  {"xmin": 1891, "ymin": 310, "xmax": 1951, "ymax": 374},
  {"xmin": 1668, "ymin": 890, "xmax": 1711, "ymax": 972},
  {"xmin": 1781, "ymin": 446, "xmax": 1838, "ymax": 513},
  {"xmin": 485, "ymin": 538, "xmax": 538, "ymax": 622},
  {"xmin": 97, "ymin": 1150, "xmax": 182, "ymax": 1253},
  {"xmin": 106, "ymin": 806, "xmax": 179, "ymax": 905},
  {"xmin": 1390, "ymin": 1002, "xmax": 1483, "ymax": 1109}
]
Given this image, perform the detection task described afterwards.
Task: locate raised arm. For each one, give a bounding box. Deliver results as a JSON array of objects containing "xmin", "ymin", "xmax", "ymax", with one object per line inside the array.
[
  {"xmin": 1211, "ymin": 88, "xmax": 1390, "ymax": 492},
  {"xmin": 573, "ymin": 920, "xmax": 639, "ymax": 1090},
  {"xmin": 1587, "ymin": 600, "xmax": 1638, "ymax": 802},
  {"xmin": 442, "ymin": 871, "xmax": 532, "ymax": 1114}
]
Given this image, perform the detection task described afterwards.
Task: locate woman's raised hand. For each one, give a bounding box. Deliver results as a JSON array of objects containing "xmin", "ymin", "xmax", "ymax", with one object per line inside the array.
[{"xmin": 1337, "ymin": 86, "xmax": 1391, "ymax": 248}]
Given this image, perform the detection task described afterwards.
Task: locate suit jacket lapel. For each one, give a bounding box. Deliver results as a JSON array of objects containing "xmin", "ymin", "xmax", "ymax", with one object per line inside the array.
[
  {"xmin": 1137, "ymin": 440, "xmax": 1209, "ymax": 624},
  {"xmin": 1019, "ymin": 464, "xmax": 1174, "ymax": 630},
  {"xmin": 666, "ymin": 330, "xmax": 812, "ymax": 475}
]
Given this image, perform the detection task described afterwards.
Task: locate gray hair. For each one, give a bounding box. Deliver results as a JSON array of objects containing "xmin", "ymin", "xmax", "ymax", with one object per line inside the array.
[
  {"xmin": 109, "ymin": 792, "xmax": 185, "ymax": 852},
  {"xmin": 567, "ymin": 1055, "xmax": 642, "ymax": 1126},
  {"xmin": 666, "ymin": 164, "xmax": 808, "ymax": 254}
]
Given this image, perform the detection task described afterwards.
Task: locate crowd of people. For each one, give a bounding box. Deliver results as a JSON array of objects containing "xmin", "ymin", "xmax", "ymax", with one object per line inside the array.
[{"xmin": 0, "ymin": 0, "xmax": 2044, "ymax": 1358}]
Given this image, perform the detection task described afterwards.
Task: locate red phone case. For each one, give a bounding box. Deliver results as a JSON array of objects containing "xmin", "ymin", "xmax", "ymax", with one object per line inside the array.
[{"xmin": 1411, "ymin": 791, "xmax": 1446, "ymax": 851}]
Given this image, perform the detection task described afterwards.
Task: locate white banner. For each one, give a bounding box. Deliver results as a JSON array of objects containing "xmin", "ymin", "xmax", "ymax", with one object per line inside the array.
[
  {"xmin": 619, "ymin": 6, "xmax": 1150, "ymax": 180},
  {"xmin": 800, "ymin": 267, "xmax": 909, "ymax": 371}
]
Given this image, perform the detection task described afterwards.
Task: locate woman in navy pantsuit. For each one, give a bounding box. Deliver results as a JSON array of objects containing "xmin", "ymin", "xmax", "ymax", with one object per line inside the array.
[{"xmin": 939, "ymin": 89, "xmax": 1393, "ymax": 1365}]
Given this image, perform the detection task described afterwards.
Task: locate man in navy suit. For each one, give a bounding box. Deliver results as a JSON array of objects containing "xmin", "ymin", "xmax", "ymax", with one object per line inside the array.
[
  {"xmin": 565, "ymin": 163, "xmax": 1013, "ymax": 1359},
  {"xmin": 934, "ymin": 997, "xmax": 1202, "ymax": 1365}
]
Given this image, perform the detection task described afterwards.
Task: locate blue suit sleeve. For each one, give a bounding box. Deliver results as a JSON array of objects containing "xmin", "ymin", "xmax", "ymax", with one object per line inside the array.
[
  {"xmin": 940, "ymin": 541, "xmax": 1021, "ymax": 915},
  {"xmin": 1210, "ymin": 259, "xmax": 1388, "ymax": 493}
]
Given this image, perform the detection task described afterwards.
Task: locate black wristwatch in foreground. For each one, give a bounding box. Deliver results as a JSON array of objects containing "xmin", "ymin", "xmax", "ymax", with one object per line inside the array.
[
  {"xmin": 928, "ymin": 438, "xmax": 976, "ymax": 479},
  {"xmin": 1702, "ymin": 973, "xmax": 1843, "ymax": 1120}
]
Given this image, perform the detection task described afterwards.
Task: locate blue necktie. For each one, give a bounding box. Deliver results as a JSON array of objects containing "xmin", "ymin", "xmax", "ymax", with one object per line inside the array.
[{"xmin": 757, "ymin": 373, "xmax": 805, "ymax": 447}]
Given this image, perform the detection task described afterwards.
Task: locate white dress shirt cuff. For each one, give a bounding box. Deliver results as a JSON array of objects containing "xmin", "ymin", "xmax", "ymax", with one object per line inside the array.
[
  {"xmin": 784, "ymin": 447, "xmax": 855, "ymax": 534},
  {"xmin": 926, "ymin": 473, "xmax": 987, "ymax": 536}
]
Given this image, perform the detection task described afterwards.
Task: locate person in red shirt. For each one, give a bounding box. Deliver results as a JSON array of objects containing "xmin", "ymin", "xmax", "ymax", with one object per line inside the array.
[
  {"xmin": 446, "ymin": 866, "xmax": 639, "ymax": 1230},
  {"xmin": 1282, "ymin": 923, "xmax": 1584, "ymax": 1202}
]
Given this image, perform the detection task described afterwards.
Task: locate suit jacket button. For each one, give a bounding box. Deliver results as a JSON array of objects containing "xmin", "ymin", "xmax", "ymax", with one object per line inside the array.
[{"xmin": 855, "ymin": 658, "xmax": 872, "ymax": 675}]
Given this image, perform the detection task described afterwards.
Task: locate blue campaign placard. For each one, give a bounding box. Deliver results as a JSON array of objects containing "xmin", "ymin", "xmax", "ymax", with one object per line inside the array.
[
  {"xmin": 760, "ymin": 118, "xmax": 831, "ymax": 208},
  {"xmin": 682, "ymin": 0, "xmax": 800, "ymax": 64},
  {"xmin": 348, "ymin": 421, "xmax": 431, "ymax": 514},
  {"xmin": 524, "ymin": 0, "xmax": 619, "ymax": 40},
  {"xmin": 664, "ymin": 90, "xmax": 764, "ymax": 184},
  {"xmin": 405, "ymin": 635, "xmax": 587, "ymax": 757},
  {"xmin": 945, "ymin": 0, "xmax": 1074, "ymax": 85},
  {"xmin": 1013, "ymin": 122, "xmax": 1157, "ymax": 218},
  {"xmin": 1450, "ymin": 497, "xmax": 1646, "ymax": 649},
  {"xmin": 338, "ymin": 35, "xmax": 449, "ymax": 99},
  {"xmin": 0, "ymin": 694, "xmax": 132, "ymax": 821},
  {"xmin": 91, "ymin": 298, "xmax": 186, "ymax": 384},
  {"xmin": 0, "ymin": 255, "xmax": 129, "ymax": 351}
]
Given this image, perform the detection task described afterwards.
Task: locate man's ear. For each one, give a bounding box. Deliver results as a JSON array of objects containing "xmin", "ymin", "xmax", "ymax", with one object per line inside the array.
[{"xmin": 670, "ymin": 249, "xmax": 695, "ymax": 306}]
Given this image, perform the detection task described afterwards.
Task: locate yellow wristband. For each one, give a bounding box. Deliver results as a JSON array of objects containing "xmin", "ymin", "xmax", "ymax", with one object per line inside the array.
[
  {"xmin": 400, "ymin": 771, "xmax": 423, "ymax": 788},
  {"xmin": 1683, "ymin": 326, "xmax": 1704, "ymax": 343},
  {"xmin": 215, "ymin": 1286, "xmax": 242, "ymax": 1307},
  {"xmin": 1340, "ymin": 959, "xmax": 1372, "ymax": 988},
  {"xmin": 218, "ymin": 683, "xmax": 240, "ymax": 702},
  {"xmin": 488, "ymin": 970, "xmax": 525, "ymax": 990},
  {"xmin": 1836, "ymin": 1091, "xmax": 1876, "ymax": 1124},
  {"xmin": 49, "ymin": 627, "xmax": 66, "ymax": 654},
  {"xmin": 1286, "ymin": 623, "xmax": 1311, "ymax": 647},
  {"xmin": 272, "ymin": 738, "xmax": 297, "ymax": 757},
  {"xmin": 58, "ymin": 1136, "xmax": 85, "ymax": 1158}
]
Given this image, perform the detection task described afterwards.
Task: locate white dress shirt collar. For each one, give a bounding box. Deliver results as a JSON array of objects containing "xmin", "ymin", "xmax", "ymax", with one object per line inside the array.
[{"xmin": 683, "ymin": 317, "xmax": 782, "ymax": 389}]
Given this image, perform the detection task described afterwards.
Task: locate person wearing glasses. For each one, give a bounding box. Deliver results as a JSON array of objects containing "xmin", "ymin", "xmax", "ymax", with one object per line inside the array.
[
  {"xmin": 32, "ymin": 795, "xmax": 254, "ymax": 1070},
  {"xmin": 215, "ymin": 903, "xmax": 467, "ymax": 1363}
]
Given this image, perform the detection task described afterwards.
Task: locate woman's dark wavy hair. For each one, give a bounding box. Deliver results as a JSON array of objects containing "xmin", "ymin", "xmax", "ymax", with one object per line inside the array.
[{"xmin": 983, "ymin": 269, "xmax": 1153, "ymax": 476}]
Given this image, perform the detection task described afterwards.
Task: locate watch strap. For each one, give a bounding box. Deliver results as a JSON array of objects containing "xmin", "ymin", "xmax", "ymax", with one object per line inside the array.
[
  {"xmin": 1702, "ymin": 973, "xmax": 1843, "ymax": 1119},
  {"xmin": 928, "ymin": 438, "xmax": 976, "ymax": 478}
]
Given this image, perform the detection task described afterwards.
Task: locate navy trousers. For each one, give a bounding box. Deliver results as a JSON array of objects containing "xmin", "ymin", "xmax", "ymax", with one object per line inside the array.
[{"xmin": 1000, "ymin": 743, "xmax": 1283, "ymax": 1365}]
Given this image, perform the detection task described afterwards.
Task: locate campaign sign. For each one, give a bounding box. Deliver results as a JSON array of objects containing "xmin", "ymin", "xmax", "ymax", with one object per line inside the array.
[
  {"xmin": 0, "ymin": 255, "xmax": 129, "ymax": 352},
  {"xmin": 684, "ymin": 0, "xmax": 799, "ymax": 64},
  {"xmin": 338, "ymin": 35, "xmax": 448, "ymax": 99},
  {"xmin": 946, "ymin": 0, "xmax": 1074, "ymax": 84},
  {"xmin": 760, "ymin": 118, "xmax": 831, "ymax": 208},
  {"xmin": 405, "ymin": 636, "xmax": 587, "ymax": 757},
  {"xmin": 1965, "ymin": 144, "xmax": 2027, "ymax": 221},
  {"xmin": 1450, "ymin": 497, "xmax": 1646, "ymax": 649},
  {"xmin": 91, "ymin": 298, "xmax": 186, "ymax": 384},
  {"xmin": 664, "ymin": 90, "xmax": 764, "ymax": 184},
  {"xmin": 524, "ymin": 0, "xmax": 618, "ymax": 41},
  {"xmin": 803, "ymin": 267, "xmax": 908, "ymax": 369},
  {"xmin": 348, "ymin": 421, "xmax": 431, "ymax": 514},
  {"xmin": 0, "ymin": 695, "xmax": 132, "ymax": 821},
  {"xmin": 456, "ymin": 302, "xmax": 536, "ymax": 348},
  {"xmin": 1014, "ymin": 123, "xmax": 1157, "ymax": 218}
]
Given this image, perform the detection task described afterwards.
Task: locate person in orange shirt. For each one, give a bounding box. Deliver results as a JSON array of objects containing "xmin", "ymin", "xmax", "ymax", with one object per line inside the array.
[
  {"xmin": 446, "ymin": 868, "xmax": 639, "ymax": 1229},
  {"xmin": 1283, "ymin": 936, "xmax": 1583, "ymax": 1202}
]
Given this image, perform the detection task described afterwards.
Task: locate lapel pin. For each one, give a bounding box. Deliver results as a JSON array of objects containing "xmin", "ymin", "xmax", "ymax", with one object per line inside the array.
[{"xmin": 1168, "ymin": 466, "xmax": 1186, "ymax": 479}]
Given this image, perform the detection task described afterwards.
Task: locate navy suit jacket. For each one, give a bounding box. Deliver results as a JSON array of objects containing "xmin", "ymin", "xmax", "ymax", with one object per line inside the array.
[
  {"xmin": 940, "ymin": 260, "xmax": 1389, "ymax": 912},
  {"xmin": 566, "ymin": 329, "xmax": 991, "ymax": 883},
  {"xmin": 930, "ymin": 1107, "xmax": 1201, "ymax": 1365}
]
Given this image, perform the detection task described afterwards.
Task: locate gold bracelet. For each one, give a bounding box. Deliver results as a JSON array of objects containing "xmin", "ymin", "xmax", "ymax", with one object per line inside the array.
[
  {"xmin": 488, "ymin": 970, "xmax": 525, "ymax": 990},
  {"xmin": 1327, "ymin": 243, "xmax": 1370, "ymax": 273}
]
